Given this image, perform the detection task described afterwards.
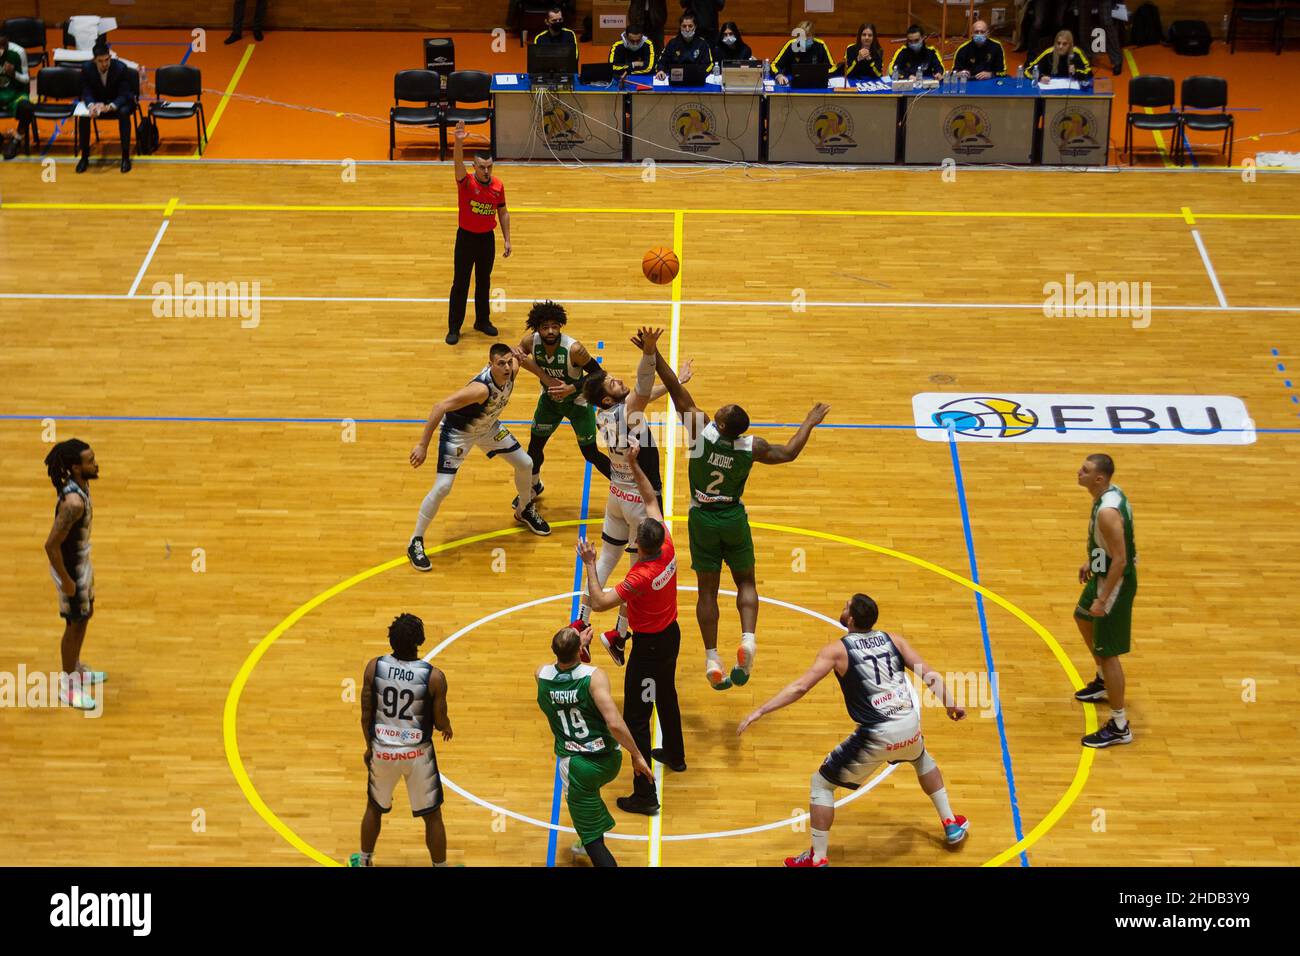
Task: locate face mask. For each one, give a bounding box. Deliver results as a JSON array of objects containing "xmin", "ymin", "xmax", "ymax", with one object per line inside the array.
[
  {"xmin": 793, "ymin": 39, "xmax": 809, "ymax": 53},
  {"xmin": 973, "ymin": 33, "xmax": 987, "ymax": 45},
  {"xmin": 548, "ymin": 22, "xmax": 562, "ymax": 32},
  {"xmin": 681, "ymin": 29, "xmax": 696, "ymax": 41},
  {"xmin": 625, "ymin": 37, "xmax": 644, "ymax": 50},
  {"xmin": 908, "ymin": 40, "xmax": 923, "ymax": 51},
  {"xmin": 722, "ymin": 35, "xmax": 737, "ymax": 46}
]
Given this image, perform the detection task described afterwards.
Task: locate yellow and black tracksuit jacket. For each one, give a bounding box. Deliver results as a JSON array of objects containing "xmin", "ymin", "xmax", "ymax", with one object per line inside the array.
[
  {"xmin": 843, "ymin": 42, "xmax": 883, "ymax": 81},
  {"xmin": 1025, "ymin": 46, "xmax": 1092, "ymax": 80},
  {"xmin": 656, "ymin": 34, "xmax": 714, "ymax": 71},
  {"xmin": 888, "ymin": 43, "xmax": 945, "ymax": 78},
  {"xmin": 610, "ymin": 38, "xmax": 656, "ymax": 74},
  {"xmin": 772, "ymin": 36, "xmax": 836, "ymax": 78},
  {"xmin": 533, "ymin": 27, "xmax": 580, "ymax": 48},
  {"xmin": 952, "ymin": 37, "xmax": 1007, "ymax": 77}
]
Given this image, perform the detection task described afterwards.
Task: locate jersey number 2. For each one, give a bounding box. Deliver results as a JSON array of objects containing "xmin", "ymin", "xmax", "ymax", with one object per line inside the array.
[{"xmin": 705, "ymin": 470, "xmax": 726, "ymax": 494}]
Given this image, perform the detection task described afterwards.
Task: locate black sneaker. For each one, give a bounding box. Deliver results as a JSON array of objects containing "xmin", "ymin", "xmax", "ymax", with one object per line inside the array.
[
  {"xmin": 75, "ymin": 156, "xmax": 89, "ymax": 174},
  {"xmin": 407, "ymin": 536, "xmax": 432, "ymax": 572},
  {"xmin": 599, "ymin": 629, "xmax": 626, "ymax": 666},
  {"xmin": 516, "ymin": 501, "xmax": 551, "ymax": 536},
  {"xmin": 224, "ymin": 32, "xmax": 242, "ymax": 45},
  {"xmin": 445, "ymin": 330, "xmax": 460, "ymax": 346},
  {"xmin": 651, "ymin": 748, "xmax": 686, "ymax": 773},
  {"xmin": 473, "ymin": 320, "xmax": 499, "ymax": 336},
  {"xmin": 1082, "ymin": 718, "xmax": 1133, "ymax": 749},
  {"xmin": 511, "ymin": 480, "xmax": 545, "ymax": 512},
  {"xmin": 1074, "ymin": 677, "xmax": 1107, "ymax": 702},
  {"xmin": 616, "ymin": 793, "xmax": 660, "ymax": 816},
  {"xmin": 2, "ymin": 136, "xmax": 19, "ymax": 161}
]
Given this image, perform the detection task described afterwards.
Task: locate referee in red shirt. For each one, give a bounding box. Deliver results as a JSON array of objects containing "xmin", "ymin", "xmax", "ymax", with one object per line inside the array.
[
  {"xmin": 446, "ymin": 121, "xmax": 512, "ymax": 346},
  {"xmin": 577, "ymin": 436, "xmax": 682, "ymax": 816}
]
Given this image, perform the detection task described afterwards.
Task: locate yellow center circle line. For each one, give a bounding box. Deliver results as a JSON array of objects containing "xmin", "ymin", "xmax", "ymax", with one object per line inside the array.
[{"xmin": 223, "ymin": 517, "xmax": 1095, "ymax": 867}]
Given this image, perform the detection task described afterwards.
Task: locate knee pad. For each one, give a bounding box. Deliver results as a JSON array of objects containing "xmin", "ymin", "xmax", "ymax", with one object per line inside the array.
[
  {"xmin": 810, "ymin": 771, "xmax": 837, "ymax": 808},
  {"xmin": 911, "ymin": 749, "xmax": 936, "ymax": 776}
]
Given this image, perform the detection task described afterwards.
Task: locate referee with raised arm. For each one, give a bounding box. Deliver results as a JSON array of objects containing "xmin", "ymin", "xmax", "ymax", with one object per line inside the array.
[
  {"xmin": 576, "ymin": 434, "xmax": 683, "ymax": 817},
  {"xmin": 446, "ymin": 120, "xmax": 511, "ymax": 346}
]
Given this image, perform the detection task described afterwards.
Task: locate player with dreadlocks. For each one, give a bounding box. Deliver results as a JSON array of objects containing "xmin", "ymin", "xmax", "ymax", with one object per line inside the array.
[{"xmin": 42, "ymin": 438, "xmax": 103, "ymax": 710}]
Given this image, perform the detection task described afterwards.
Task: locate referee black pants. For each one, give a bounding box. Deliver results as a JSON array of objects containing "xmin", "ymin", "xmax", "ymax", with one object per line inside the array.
[
  {"xmin": 623, "ymin": 619, "xmax": 683, "ymax": 798},
  {"xmin": 448, "ymin": 227, "xmax": 496, "ymax": 334}
]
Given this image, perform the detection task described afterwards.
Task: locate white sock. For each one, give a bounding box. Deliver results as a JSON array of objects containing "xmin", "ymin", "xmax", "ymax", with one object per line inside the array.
[
  {"xmin": 356, "ymin": 851, "xmax": 373, "ymax": 865},
  {"xmin": 811, "ymin": 827, "xmax": 829, "ymax": 860},
  {"xmin": 615, "ymin": 610, "xmax": 629, "ymax": 640},
  {"xmin": 433, "ymin": 859, "xmax": 449, "ymax": 867},
  {"xmin": 741, "ymin": 632, "xmax": 756, "ymax": 646},
  {"xmin": 705, "ymin": 648, "xmax": 721, "ymax": 675},
  {"xmin": 578, "ymin": 604, "xmax": 592, "ymax": 626},
  {"xmin": 929, "ymin": 787, "xmax": 954, "ymax": 823},
  {"xmin": 1111, "ymin": 707, "xmax": 1128, "ymax": 730}
]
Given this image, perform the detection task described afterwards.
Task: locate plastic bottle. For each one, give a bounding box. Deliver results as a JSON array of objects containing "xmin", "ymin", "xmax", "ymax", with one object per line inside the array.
[
  {"xmin": 1016, "ymin": 64, "xmax": 1025, "ymax": 89},
  {"xmin": 958, "ymin": 71, "xmax": 967, "ymax": 93}
]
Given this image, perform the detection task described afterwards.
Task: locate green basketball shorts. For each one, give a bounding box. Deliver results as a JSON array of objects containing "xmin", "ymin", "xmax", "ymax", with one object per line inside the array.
[
  {"xmin": 531, "ymin": 395, "xmax": 597, "ymax": 446},
  {"xmin": 561, "ymin": 750, "xmax": 622, "ymax": 845},
  {"xmin": 688, "ymin": 505, "xmax": 756, "ymax": 574},
  {"xmin": 1075, "ymin": 571, "xmax": 1137, "ymax": 657}
]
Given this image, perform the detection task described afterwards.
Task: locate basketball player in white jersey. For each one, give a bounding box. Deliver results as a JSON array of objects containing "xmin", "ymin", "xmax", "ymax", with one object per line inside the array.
[
  {"xmin": 351, "ymin": 613, "xmax": 453, "ymax": 866},
  {"xmin": 408, "ymin": 342, "xmax": 549, "ymax": 572},
  {"xmin": 572, "ymin": 327, "xmax": 668, "ymax": 664},
  {"xmin": 739, "ymin": 593, "xmax": 970, "ymax": 866},
  {"xmin": 43, "ymin": 438, "xmax": 104, "ymax": 711}
]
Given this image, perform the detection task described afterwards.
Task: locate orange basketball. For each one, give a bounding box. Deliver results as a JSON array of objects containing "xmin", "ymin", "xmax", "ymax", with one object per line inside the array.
[{"xmin": 642, "ymin": 247, "xmax": 680, "ymax": 285}]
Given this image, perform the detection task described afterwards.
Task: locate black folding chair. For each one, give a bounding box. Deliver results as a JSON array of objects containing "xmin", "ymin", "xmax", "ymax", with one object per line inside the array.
[
  {"xmin": 1178, "ymin": 76, "xmax": 1234, "ymax": 166},
  {"xmin": 1124, "ymin": 75, "xmax": 1179, "ymax": 164},
  {"xmin": 150, "ymin": 65, "xmax": 207, "ymax": 154},
  {"xmin": 389, "ymin": 69, "xmax": 442, "ymax": 161},
  {"xmin": 1228, "ymin": 0, "xmax": 1283, "ymax": 53},
  {"xmin": 4, "ymin": 17, "xmax": 48, "ymax": 68},
  {"xmin": 440, "ymin": 71, "xmax": 495, "ymax": 161},
  {"xmin": 27, "ymin": 65, "xmax": 80, "ymax": 154}
]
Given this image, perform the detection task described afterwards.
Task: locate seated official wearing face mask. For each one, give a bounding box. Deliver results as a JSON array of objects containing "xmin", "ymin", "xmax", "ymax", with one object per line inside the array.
[
  {"xmin": 714, "ymin": 21, "xmax": 752, "ymax": 64},
  {"xmin": 772, "ymin": 19, "xmax": 836, "ymax": 86},
  {"xmin": 532, "ymin": 5, "xmax": 579, "ymax": 48},
  {"xmin": 655, "ymin": 13, "xmax": 714, "ymax": 79},
  {"xmin": 887, "ymin": 24, "xmax": 945, "ymax": 80},
  {"xmin": 610, "ymin": 26, "xmax": 656, "ymax": 75},
  {"xmin": 951, "ymin": 20, "xmax": 1006, "ymax": 80}
]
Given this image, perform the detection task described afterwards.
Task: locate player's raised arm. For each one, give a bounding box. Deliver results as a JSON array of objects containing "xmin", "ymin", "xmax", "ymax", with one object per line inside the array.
[
  {"xmin": 429, "ymin": 666, "xmax": 453, "ymax": 741},
  {"xmin": 451, "ymin": 121, "xmax": 469, "ymax": 182},
  {"xmin": 753, "ymin": 402, "xmax": 831, "ymax": 465},
  {"xmin": 648, "ymin": 342, "xmax": 707, "ymax": 439},
  {"xmin": 625, "ymin": 326, "xmax": 663, "ymax": 417},
  {"xmin": 588, "ymin": 667, "xmax": 653, "ymax": 779},
  {"xmin": 891, "ymin": 633, "xmax": 965, "ymax": 721},
  {"xmin": 625, "ymin": 438, "xmax": 662, "ymax": 524},
  {"xmin": 411, "ymin": 382, "xmax": 489, "ymax": 467},
  {"xmin": 738, "ymin": 641, "xmax": 843, "ymax": 734}
]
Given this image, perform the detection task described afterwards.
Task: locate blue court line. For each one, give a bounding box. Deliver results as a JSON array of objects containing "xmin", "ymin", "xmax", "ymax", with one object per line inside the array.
[
  {"xmin": 545, "ymin": 340, "xmax": 603, "ymax": 867},
  {"xmin": 946, "ymin": 425, "xmax": 1029, "ymax": 867},
  {"xmin": 2, "ymin": 414, "xmax": 1294, "ymax": 435},
  {"xmin": 1270, "ymin": 348, "xmax": 1300, "ymax": 416}
]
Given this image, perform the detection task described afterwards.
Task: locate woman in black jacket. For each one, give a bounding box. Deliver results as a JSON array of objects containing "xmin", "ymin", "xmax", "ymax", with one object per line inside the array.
[
  {"xmin": 714, "ymin": 21, "xmax": 752, "ymax": 63},
  {"xmin": 843, "ymin": 22, "xmax": 884, "ymax": 80}
]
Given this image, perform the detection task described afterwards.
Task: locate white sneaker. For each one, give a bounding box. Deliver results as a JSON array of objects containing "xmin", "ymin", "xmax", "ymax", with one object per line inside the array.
[
  {"xmin": 730, "ymin": 639, "xmax": 756, "ymax": 686},
  {"xmin": 570, "ymin": 840, "xmax": 590, "ymax": 864},
  {"xmin": 63, "ymin": 685, "xmax": 97, "ymax": 710},
  {"xmin": 77, "ymin": 664, "xmax": 107, "ymax": 684},
  {"xmin": 706, "ymin": 657, "xmax": 731, "ymax": 690}
]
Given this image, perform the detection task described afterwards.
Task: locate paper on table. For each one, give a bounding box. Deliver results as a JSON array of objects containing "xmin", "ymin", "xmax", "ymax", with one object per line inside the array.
[
  {"xmin": 495, "ymin": 73, "xmax": 519, "ymax": 85},
  {"xmin": 705, "ymin": 73, "xmax": 722, "ymax": 86},
  {"xmin": 828, "ymin": 76, "xmax": 847, "ymax": 89},
  {"xmin": 1043, "ymin": 78, "xmax": 1082, "ymax": 91},
  {"xmin": 652, "ymin": 75, "xmax": 669, "ymax": 87}
]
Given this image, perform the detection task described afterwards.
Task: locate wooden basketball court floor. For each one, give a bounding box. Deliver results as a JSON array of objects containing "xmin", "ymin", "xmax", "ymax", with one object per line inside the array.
[{"xmin": 2, "ymin": 161, "xmax": 1299, "ymax": 868}]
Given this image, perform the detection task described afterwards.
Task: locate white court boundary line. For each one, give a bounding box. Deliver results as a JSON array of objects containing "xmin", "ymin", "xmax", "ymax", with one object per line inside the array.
[
  {"xmin": 425, "ymin": 587, "xmax": 907, "ymax": 843},
  {"xmin": 126, "ymin": 220, "xmax": 171, "ymax": 297},
  {"xmin": 2, "ymin": 291, "xmax": 1296, "ymax": 312},
  {"xmin": 1190, "ymin": 229, "xmax": 1230, "ymax": 309}
]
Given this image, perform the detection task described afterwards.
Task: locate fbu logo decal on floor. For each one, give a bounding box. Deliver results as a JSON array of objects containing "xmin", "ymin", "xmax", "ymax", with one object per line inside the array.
[{"xmin": 912, "ymin": 393, "xmax": 1255, "ymax": 445}]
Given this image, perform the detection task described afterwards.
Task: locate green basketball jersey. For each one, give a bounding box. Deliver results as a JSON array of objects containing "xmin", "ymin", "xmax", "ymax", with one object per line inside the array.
[
  {"xmin": 1087, "ymin": 485, "xmax": 1137, "ymax": 577},
  {"xmin": 536, "ymin": 662, "xmax": 618, "ymax": 756},
  {"xmin": 532, "ymin": 332, "xmax": 587, "ymax": 405},
  {"xmin": 688, "ymin": 421, "xmax": 754, "ymax": 509}
]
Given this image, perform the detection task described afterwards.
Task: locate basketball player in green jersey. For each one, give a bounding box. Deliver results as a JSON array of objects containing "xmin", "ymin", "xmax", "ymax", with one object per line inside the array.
[
  {"xmin": 536, "ymin": 624, "xmax": 652, "ymax": 866},
  {"xmin": 1072, "ymin": 453, "xmax": 1137, "ymax": 748},
  {"xmin": 647, "ymin": 342, "xmax": 830, "ymax": 690},
  {"xmin": 512, "ymin": 300, "xmax": 612, "ymax": 507}
]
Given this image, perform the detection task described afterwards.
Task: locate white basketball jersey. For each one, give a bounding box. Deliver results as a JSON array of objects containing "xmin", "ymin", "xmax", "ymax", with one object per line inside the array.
[{"xmin": 372, "ymin": 655, "xmax": 434, "ymax": 748}]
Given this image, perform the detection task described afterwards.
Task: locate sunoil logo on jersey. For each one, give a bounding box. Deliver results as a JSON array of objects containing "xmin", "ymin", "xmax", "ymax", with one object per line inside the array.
[{"xmin": 913, "ymin": 393, "xmax": 1255, "ymax": 444}]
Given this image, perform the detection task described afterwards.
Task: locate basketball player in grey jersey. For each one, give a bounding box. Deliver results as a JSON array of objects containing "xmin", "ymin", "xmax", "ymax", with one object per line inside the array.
[
  {"xmin": 351, "ymin": 613, "xmax": 454, "ymax": 866},
  {"xmin": 739, "ymin": 593, "xmax": 969, "ymax": 866},
  {"xmin": 43, "ymin": 438, "xmax": 103, "ymax": 711}
]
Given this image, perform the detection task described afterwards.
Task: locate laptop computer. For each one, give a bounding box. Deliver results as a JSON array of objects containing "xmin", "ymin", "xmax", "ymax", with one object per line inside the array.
[
  {"xmin": 667, "ymin": 63, "xmax": 709, "ymax": 87},
  {"xmin": 789, "ymin": 63, "xmax": 831, "ymax": 90},
  {"xmin": 579, "ymin": 62, "xmax": 616, "ymax": 85},
  {"xmin": 722, "ymin": 59, "xmax": 763, "ymax": 92}
]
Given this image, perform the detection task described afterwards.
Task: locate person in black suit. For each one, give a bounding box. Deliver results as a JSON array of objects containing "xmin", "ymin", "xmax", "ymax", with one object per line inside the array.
[
  {"xmin": 77, "ymin": 42, "xmax": 135, "ymax": 174},
  {"xmin": 226, "ymin": 0, "xmax": 269, "ymax": 45}
]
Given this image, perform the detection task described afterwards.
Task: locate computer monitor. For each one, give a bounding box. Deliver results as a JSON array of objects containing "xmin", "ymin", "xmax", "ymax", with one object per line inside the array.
[
  {"xmin": 527, "ymin": 43, "xmax": 578, "ymax": 80},
  {"xmin": 667, "ymin": 63, "xmax": 708, "ymax": 87},
  {"xmin": 789, "ymin": 63, "xmax": 830, "ymax": 90},
  {"xmin": 579, "ymin": 62, "xmax": 616, "ymax": 85}
]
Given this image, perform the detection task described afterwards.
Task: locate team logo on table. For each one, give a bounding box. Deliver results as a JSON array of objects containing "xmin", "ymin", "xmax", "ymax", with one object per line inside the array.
[
  {"xmin": 928, "ymin": 396, "xmax": 1039, "ymax": 439},
  {"xmin": 670, "ymin": 103, "xmax": 721, "ymax": 153},
  {"xmin": 540, "ymin": 101, "xmax": 586, "ymax": 150},
  {"xmin": 806, "ymin": 106, "xmax": 857, "ymax": 155},
  {"xmin": 1050, "ymin": 107, "xmax": 1102, "ymax": 158},
  {"xmin": 943, "ymin": 106, "xmax": 993, "ymax": 155}
]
